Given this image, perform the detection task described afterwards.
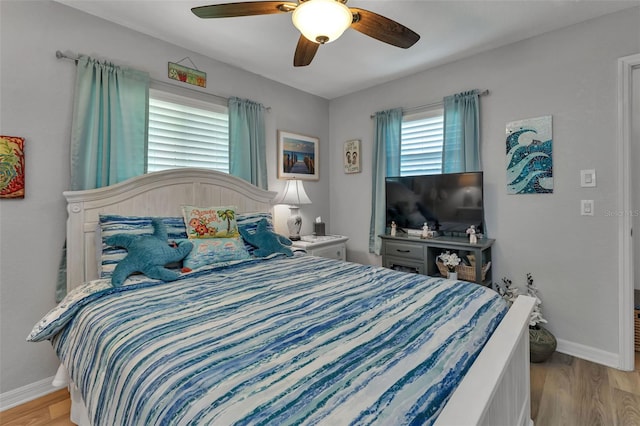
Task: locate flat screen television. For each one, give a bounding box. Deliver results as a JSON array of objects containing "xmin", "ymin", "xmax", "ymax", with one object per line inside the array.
[{"xmin": 385, "ymin": 172, "xmax": 484, "ymax": 234}]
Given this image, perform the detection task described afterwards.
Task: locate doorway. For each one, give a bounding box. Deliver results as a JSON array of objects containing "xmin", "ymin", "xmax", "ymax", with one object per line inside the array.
[
  {"xmin": 633, "ymin": 64, "xmax": 639, "ymax": 333},
  {"xmin": 618, "ymin": 53, "xmax": 640, "ymax": 371}
]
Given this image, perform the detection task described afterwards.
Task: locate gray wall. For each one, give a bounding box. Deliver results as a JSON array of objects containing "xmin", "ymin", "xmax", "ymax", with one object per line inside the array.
[
  {"xmin": 0, "ymin": 0, "xmax": 329, "ymax": 394},
  {"xmin": 329, "ymin": 8, "xmax": 640, "ymax": 357}
]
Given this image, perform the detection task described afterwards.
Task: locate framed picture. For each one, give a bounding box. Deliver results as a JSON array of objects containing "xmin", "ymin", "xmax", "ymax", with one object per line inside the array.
[
  {"xmin": 0, "ymin": 135, "xmax": 25, "ymax": 199},
  {"xmin": 278, "ymin": 130, "xmax": 319, "ymax": 180},
  {"xmin": 343, "ymin": 139, "xmax": 361, "ymax": 174}
]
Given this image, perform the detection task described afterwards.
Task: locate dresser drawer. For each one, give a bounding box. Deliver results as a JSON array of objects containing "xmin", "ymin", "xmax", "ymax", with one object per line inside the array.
[
  {"xmin": 384, "ymin": 241, "xmax": 424, "ymax": 260},
  {"xmin": 383, "ymin": 256, "xmax": 425, "ymax": 274}
]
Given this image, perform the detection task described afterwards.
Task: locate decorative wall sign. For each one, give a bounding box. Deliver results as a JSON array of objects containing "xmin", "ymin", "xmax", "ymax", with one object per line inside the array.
[
  {"xmin": 277, "ymin": 130, "xmax": 319, "ymax": 180},
  {"xmin": 0, "ymin": 135, "xmax": 25, "ymax": 199},
  {"xmin": 343, "ymin": 139, "xmax": 361, "ymax": 174},
  {"xmin": 168, "ymin": 61, "xmax": 206, "ymax": 88},
  {"xmin": 506, "ymin": 116, "xmax": 553, "ymax": 194}
]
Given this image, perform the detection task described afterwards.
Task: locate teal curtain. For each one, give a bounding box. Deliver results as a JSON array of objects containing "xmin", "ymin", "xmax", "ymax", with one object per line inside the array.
[
  {"xmin": 228, "ymin": 97, "xmax": 267, "ymax": 190},
  {"xmin": 442, "ymin": 89, "xmax": 481, "ymax": 173},
  {"xmin": 57, "ymin": 56, "xmax": 149, "ymax": 301},
  {"xmin": 369, "ymin": 108, "xmax": 402, "ymax": 255},
  {"xmin": 70, "ymin": 56, "xmax": 150, "ymax": 190}
]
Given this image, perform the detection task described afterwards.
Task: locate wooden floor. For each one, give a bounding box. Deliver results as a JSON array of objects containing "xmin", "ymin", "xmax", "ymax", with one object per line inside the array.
[
  {"xmin": 2, "ymin": 352, "xmax": 639, "ymax": 425},
  {"xmin": 0, "ymin": 388, "xmax": 73, "ymax": 425},
  {"xmin": 531, "ymin": 351, "xmax": 640, "ymax": 426}
]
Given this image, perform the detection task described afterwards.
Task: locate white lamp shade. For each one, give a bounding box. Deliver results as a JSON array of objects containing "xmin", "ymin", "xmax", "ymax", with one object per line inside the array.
[
  {"xmin": 278, "ymin": 179, "xmax": 312, "ymax": 206},
  {"xmin": 292, "ymin": 0, "xmax": 353, "ymax": 44}
]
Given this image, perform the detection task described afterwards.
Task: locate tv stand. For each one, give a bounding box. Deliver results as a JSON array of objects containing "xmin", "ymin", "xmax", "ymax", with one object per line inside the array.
[{"xmin": 380, "ymin": 234, "xmax": 494, "ymax": 285}]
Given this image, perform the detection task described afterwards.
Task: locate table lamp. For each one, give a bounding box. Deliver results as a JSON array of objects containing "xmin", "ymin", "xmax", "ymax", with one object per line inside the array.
[{"xmin": 277, "ymin": 179, "xmax": 311, "ymax": 241}]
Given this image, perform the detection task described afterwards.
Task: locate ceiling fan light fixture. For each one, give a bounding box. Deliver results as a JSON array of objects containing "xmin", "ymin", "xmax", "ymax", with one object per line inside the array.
[{"xmin": 292, "ymin": 0, "xmax": 353, "ymax": 44}]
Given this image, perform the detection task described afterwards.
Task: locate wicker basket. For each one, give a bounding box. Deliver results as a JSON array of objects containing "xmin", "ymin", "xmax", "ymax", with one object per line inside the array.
[{"xmin": 436, "ymin": 259, "xmax": 491, "ymax": 282}]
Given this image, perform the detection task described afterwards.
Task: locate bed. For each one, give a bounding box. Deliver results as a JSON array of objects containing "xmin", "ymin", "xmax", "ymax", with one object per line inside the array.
[{"xmin": 29, "ymin": 168, "xmax": 535, "ymax": 425}]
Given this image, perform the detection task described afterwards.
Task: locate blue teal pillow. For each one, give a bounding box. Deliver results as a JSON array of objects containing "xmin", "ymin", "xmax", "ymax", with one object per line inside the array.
[
  {"xmin": 99, "ymin": 215, "xmax": 187, "ymax": 278},
  {"xmin": 182, "ymin": 238, "xmax": 251, "ymax": 270}
]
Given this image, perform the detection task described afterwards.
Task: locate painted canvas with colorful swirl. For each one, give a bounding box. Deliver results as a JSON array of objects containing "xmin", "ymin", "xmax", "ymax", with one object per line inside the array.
[
  {"xmin": 0, "ymin": 135, "xmax": 25, "ymax": 199},
  {"xmin": 506, "ymin": 116, "xmax": 553, "ymax": 194}
]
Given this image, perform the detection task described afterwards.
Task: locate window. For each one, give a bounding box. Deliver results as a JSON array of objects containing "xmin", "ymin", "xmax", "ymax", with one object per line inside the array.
[
  {"xmin": 147, "ymin": 89, "xmax": 229, "ymax": 173},
  {"xmin": 400, "ymin": 108, "xmax": 444, "ymax": 176}
]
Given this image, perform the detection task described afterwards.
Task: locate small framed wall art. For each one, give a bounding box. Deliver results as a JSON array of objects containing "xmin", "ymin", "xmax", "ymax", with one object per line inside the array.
[
  {"xmin": 168, "ymin": 61, "xmax": 206, "ymax": 88},
  {"xmin": 0, "ymin": 135, "xmax": 25, "ymax": 199},
  {"xmin": 278, "ymin": 130, "xmax": 319, "ymax": 180},
  {"xmin": 343, "ymin": 139, "xmax": 361, "ymax": 174}
]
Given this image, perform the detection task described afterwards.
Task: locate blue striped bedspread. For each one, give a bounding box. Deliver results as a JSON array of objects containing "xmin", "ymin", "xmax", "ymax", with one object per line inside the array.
[{"xmin": 34, "ymin": 254, "xmax": 507, "ymax": 425}]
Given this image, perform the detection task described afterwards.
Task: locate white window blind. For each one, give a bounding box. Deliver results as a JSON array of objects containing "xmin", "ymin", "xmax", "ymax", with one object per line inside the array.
[
  {"xmin": 400, "ymin": 108, "xmax": 444, "ymax": 176},
  {"xmin": 147, "ymin": 90, "xmax": 229, "ymax": 173}
]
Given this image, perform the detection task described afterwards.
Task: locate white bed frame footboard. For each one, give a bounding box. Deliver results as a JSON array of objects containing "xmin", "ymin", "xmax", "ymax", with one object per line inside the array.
[
  {"xmin": 436, "ymin": 295, "xmax": 536, "ymax": 426},
  {"xmin": 62, "ymin": 168, "xmax": 535, "ymax": 425}
]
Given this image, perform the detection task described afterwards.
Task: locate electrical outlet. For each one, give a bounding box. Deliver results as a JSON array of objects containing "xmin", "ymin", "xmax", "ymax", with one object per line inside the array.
[{"xmin": 581, "ymin": 200, "xmax": 594, "ymax": 216}]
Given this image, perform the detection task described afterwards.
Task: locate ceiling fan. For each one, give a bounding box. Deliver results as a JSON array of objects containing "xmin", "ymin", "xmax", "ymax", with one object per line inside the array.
[{"xmin": 191, "ymin": 0, "xmax": 420, "ymax": 67}]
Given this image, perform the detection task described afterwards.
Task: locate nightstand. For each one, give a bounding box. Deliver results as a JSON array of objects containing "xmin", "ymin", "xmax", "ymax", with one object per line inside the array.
[{"xmin": 292, "ymin": 235, "xmax": 349, "ymax": 261}]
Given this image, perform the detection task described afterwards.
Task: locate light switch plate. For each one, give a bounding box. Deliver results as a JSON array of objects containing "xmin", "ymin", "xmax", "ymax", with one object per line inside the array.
[
  {"xmin": 580, "ymin": 169, "xmax": 596, "ymax": 187},
  {"xmin": 581, "ymin": 200, "xmax": 594, "ymax": 216}
]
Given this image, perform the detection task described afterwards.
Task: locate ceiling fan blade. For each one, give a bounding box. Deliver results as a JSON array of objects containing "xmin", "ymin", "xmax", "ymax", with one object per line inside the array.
[
  {"xmin": 293, "ymin": 35, "xmax": 319, "ymax": 67},
  {"xmin": 350, "ymin": 8, "xmax": 420, "ymax": 49},
  {"xmin": 192, "ymin": 2, "xmax": 296, "ymax": 19}
]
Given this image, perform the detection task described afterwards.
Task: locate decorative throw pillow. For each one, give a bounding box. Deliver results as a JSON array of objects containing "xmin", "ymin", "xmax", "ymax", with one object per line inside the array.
[
  {"xmin": 236, "ymin": 212, "xmax": 275, "ymax": 256},
  {"xmin": 182, "ymin": 205, "xmax": 239, "ymax": 239},
  {"xmin": 182, "ymin": 238, "xmax": 251, "ymax": 269},
  {"xmin": 99, "ymin": 215, "xmax": 187, "ymax": 278}
]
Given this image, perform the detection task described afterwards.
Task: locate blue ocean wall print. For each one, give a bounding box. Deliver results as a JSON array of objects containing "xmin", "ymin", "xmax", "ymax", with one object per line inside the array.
[{"xmin": 506, "ymin": 115, "xmax": 553, "ymax": 194}]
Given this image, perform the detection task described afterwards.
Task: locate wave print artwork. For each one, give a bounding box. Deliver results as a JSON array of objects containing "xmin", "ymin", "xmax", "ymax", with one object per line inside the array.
[{"xmin": 506, "ymin": 115, "xmax": 553, "ymax": 194}]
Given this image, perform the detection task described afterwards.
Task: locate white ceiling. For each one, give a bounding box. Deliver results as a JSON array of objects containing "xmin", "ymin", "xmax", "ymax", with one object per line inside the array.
[{"xmin": 55, "ymin": 0, "xmax": 640, "ymax": 99}]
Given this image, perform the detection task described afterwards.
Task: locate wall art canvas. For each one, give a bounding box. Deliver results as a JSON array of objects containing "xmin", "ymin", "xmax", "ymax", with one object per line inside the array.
[
  {"xmin": 344, "ymin": 139, "xmax": 361, "ymax": 174},
  {"xmin": 0, "ymin": 135, "xmax": 25, "ymax": 199},
  {"xmin": 506, "ymin": 116, "xmax": 553, "ymax": 194},
  {"xmin": 278, "ymin": 130, "xmax": 319, "ymax": 180}
]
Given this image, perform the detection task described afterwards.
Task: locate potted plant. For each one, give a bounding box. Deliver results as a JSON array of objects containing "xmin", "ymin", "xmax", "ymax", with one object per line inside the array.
[
  {"xmin": 497, "ymin": 273, "xmax": 556, "ymax": 363},
  {"xmin": 438, "ymin": 251, "xmax": 461, "ymax": 280}
]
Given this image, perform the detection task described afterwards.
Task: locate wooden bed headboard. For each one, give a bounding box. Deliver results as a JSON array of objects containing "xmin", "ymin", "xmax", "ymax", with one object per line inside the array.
[{"xmin": 63, "ymin": 168, "xmax": 278, "ymax": 291}]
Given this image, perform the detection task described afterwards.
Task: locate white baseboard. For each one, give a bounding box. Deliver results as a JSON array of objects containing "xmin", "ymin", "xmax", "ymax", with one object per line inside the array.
[
  {"xmin": 0, "ymin": 376, "xmax": 64, "ymax": 412},
  {"xmin": 556, "ymin": 338, "xmax": 620, "ymax": 369}
]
